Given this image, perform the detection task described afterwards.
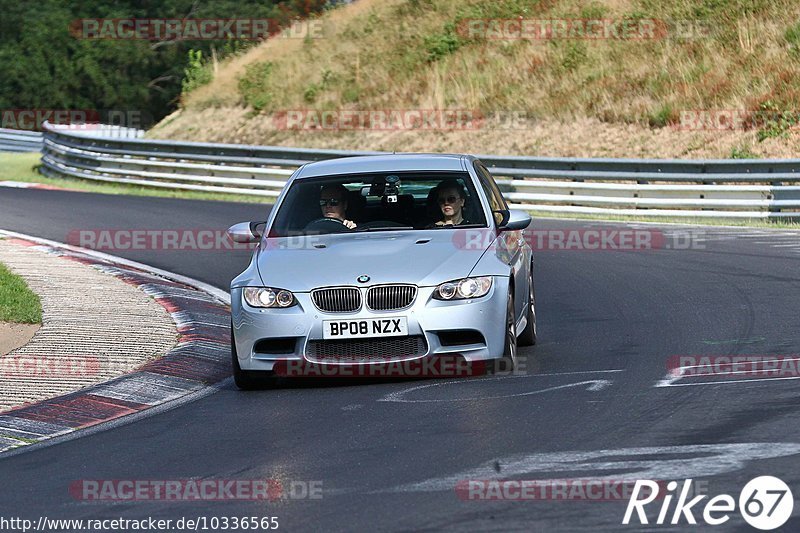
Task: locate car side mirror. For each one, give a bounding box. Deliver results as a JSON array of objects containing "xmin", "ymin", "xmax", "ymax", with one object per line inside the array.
[
  {"xmin": 497, "ymin": 209, "xmax": 531, "ymax": 232},
  {"xmin": 492, "ymin": 209, "xmax": 509, "ymax": 227},
  {"xmin": 227, "ymin": 221, "xmax": 264, "ymax": 243}
]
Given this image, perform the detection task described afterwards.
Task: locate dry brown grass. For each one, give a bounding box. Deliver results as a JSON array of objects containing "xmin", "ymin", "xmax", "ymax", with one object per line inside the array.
[
  {"xmin": 150, "ymin": 108, "xmax": 800, "ymax": 159},
  {"xmin": 151, "ymin": 0, "xmax": 800, "ymax": 158}
]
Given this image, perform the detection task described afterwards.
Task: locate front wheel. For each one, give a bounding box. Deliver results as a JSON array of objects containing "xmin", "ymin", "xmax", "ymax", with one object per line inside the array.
[
  {"xmin": 491, "ymin": 291, "xmax": 518, "ymax": 375},
  {"xmin": 518, "ymin": 274, "xmax": 537, "ymax": 346}
]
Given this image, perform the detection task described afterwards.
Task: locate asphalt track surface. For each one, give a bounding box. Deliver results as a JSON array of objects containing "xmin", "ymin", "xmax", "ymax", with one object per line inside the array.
[{"xmin": 1, "ymin": 187, "xmax": 800, "ymax": 531}]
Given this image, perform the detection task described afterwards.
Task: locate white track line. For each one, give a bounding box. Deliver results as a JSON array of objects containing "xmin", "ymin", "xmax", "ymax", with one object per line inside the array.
[
  {"xmin": 379, "ymin": 370, "xmax": 622, "ymax": 403},
  {"xmin": 531, "ymin": 369, "xmax": 624, "ymax": 376},
  {"xmin": 380, "ymin": 380, "xmax": 612, "ymax": 403},
  {"xmin": 661, "ymin": 376, "xmax": 800, "ymax": 387},
  {"xmin": 655, "ymin": 357, "xmax": 800, "ymax": 388}
]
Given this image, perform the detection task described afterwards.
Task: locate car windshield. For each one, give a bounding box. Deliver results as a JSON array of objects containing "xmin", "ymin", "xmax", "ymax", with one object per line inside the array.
[{"xmin": 268, "ymin": 172, "xmax": 487, "ymax": 237}]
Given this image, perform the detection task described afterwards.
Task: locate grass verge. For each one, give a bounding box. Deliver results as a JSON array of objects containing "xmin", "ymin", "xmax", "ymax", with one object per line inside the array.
[
  {"xmin": 0, "ymin": 152, "xmax": 267, "ymax": 204},
  {"xmin": 0, "ymin": 260, "xmax": 42, "ymax": 324}
]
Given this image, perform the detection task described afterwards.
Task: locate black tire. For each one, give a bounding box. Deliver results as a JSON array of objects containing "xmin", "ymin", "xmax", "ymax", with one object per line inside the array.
[
  {"xmin": 231, "ymin": 322, "xmax": 271, "ymax": 390},
  {"xmin": 518, "ymin": 274, "xmax": 537, "ymax": 346},
  {"xmin": 491, "ymin": 291, "xmax": 517, "ymax": 375}
]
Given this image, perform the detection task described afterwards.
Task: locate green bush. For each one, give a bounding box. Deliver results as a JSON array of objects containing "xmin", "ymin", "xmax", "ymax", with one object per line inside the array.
[
  {"xmin": 181, "ymin": 50, "xmax": 213, "ymax": 95},
  {"xmin": 648, "ymin": 104, "xmax": 675, "ymax": 128},
  {"xmin": 756, "ymin": 100, "xmax": 799, "ymax": 142},
  {"xmin": 238, "ymin": 62, "xmax": 275, "ymax": 112},
  {"xmin": 424, "ymin": 22, "xmax": 462, "ymax": 62},
  {"xmin": 561, "ymin": 42, "xmax": 587, "ymax": 71},
  {"xmin": 785, "ymin": 22, "xmax": 800, "ymax": 56},
  {"xmin": 304, "ymin": 84, "xmax": 320, "ymax": 103}
]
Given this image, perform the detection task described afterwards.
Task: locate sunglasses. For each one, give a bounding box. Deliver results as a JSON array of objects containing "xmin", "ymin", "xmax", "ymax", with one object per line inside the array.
[
  {"xmin": 319, "ymin": 198, "xmax": 341, "ymax": 207},
  {"xmin": 437, "ymin": 195, "xmax": 460, "ymax": 205}
]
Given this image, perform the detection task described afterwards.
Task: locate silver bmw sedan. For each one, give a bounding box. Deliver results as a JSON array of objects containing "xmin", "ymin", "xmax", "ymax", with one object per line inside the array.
[{"xmin": 228, "ymin": 154, "xmax": 536, "ymax": 388}]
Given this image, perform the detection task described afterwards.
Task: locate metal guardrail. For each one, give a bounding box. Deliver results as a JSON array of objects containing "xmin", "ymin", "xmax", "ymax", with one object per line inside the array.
[
  {"xmin": 29, "ymin": 122, "xmax": 800, "ymax": 218},
  {"xmin": 0, "ymin": 129, "xmax": 43, "ymax": 153},
  {"xmin": 1, "ymin": 125, "xmax": 142, "ymax": 154}
]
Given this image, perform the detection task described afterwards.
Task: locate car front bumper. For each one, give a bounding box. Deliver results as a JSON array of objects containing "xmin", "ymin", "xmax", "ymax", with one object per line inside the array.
[{"xmin": 231, "ymin": 277, "xmax": 510, "ymax": 372}]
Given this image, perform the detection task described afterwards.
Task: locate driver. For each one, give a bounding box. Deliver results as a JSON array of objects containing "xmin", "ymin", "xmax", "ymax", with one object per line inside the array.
[{"xmin": 319, "ymin": 184, "xmax": 357, "ymax": 229}]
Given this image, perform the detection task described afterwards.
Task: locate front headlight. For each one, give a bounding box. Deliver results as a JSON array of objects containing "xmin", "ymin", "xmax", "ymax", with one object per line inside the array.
[
  {"xmin": 243, "ymin": 287, "xmax": 296, "ymax": 308},
  {"xmin": 434, "ymin": 276, "xmax": 492, "ymax": 300}
]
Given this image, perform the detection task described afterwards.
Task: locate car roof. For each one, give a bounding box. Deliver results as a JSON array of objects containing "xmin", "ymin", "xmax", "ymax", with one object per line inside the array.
[{"xmin": 294, "ymin": 154, "xmax": 474, "ymax": 179}]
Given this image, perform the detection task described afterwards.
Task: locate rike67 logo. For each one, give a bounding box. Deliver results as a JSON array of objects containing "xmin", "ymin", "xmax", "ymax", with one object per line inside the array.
[{"xmin": 623, "ymin": 476, "xmax": 794, "ymax": 530}]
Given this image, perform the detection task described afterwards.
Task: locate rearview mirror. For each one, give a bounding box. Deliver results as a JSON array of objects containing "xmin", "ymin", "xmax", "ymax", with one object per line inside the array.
[
  {"xmin": 227, "ymin": 221, "xmax": 264, "ymax": 243},
  {"xmin": 498, "ymin": 209, "xmax": 531, "ymax": 232}
]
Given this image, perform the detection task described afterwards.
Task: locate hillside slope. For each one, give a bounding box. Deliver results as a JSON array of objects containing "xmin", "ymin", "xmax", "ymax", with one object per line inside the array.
[{"xmin": 150, "ymin": 0, "xmax": 800, "ymax": 158}]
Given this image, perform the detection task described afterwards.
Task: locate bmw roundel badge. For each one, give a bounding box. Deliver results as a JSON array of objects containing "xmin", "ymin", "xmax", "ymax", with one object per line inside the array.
[{"xmin": 357, "ymin": 275, "xmax": 370, "ymax": 283}]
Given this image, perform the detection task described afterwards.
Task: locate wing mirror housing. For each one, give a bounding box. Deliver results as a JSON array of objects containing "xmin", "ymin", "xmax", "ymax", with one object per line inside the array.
[
  {"xmin": 496, "ymin": 209, "xmax": 531, "ymax": 232},
  {"xmin": 227, "ymin": 221, "xmax": 265, "ymax": 243}
]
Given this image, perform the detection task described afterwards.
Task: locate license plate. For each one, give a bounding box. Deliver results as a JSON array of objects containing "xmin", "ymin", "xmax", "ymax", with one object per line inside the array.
[{"xmin": 323, "ymin": 317, "xmax": 408, "ymax": 340}]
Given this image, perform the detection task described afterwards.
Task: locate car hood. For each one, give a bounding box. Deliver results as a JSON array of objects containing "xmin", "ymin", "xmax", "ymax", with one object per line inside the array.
[{"xmin": 256, "ymin": 230, "xmax": 492, "ymax": 292}]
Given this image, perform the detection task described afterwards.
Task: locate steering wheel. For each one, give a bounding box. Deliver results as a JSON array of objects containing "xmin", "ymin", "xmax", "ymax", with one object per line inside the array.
[{"xmin": 304, "ymin": 217, "xmax": 353, "ymax": 233}]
